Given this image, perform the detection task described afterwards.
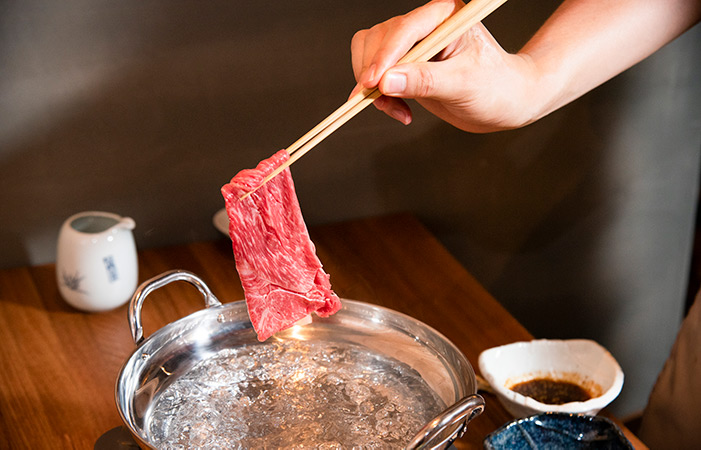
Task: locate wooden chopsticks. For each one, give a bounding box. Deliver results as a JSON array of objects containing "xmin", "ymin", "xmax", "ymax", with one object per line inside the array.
[{"xmin": 241, "ymin": 0, "xmax": 509, "ymax": 200}]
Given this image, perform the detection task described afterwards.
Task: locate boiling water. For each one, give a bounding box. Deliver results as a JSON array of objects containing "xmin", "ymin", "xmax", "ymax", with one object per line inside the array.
[{"xmin": 146, "ymin": 340, "xmax": 447, "ymax": 449}]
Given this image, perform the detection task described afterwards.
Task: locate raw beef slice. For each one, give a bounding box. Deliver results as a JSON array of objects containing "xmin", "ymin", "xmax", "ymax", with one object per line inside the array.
[{"xmin": 221, "ymin": 150, "xmax": 341, "ymax": 341}]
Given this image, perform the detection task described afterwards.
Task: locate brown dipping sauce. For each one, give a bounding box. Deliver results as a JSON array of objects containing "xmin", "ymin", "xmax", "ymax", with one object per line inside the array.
[{"xmin": 510, "ymin": 378, "xmax": 592, "ymax": 404}]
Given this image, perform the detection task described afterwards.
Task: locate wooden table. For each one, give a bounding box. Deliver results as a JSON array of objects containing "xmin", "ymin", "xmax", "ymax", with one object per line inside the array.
[{"xmin": 0, "ymin": 213, "xmax": 645, "ymax": 448}]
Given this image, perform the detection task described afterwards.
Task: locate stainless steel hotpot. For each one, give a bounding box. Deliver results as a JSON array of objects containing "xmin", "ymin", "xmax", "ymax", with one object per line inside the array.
[{"xmin": 115, "ymin": 270, "xmax": 484, "ymax": 449}]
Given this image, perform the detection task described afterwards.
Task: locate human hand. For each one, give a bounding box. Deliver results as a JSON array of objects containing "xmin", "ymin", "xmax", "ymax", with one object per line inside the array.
[{"xmin": 350, "ymin": 0, "xmax": 538, "ymax": 133}]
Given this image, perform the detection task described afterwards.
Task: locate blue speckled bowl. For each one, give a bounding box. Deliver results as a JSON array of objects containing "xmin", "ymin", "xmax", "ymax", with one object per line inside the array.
[{"xmin": 484, "ymin": 413, "xmax": 633, "ymax": 449}]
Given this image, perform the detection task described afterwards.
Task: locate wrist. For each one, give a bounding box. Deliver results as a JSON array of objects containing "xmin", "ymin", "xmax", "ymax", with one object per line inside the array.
[{"xmin": 507, "ymin": 52, "xmax": 564, "ymax": 128}]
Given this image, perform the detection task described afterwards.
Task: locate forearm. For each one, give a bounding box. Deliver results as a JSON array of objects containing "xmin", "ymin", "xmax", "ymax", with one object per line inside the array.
[{"xmin": 520, "ymin": 0, "xmax": 701, "ymax": 123}]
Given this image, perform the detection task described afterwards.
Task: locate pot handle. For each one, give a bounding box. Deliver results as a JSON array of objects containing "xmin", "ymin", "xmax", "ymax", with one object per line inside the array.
[
  {"xmin": 405, "ymin": 393, "xmax": 485, "ymax": 449},
  {"xmin": 128, "ymin": 269, "xmax": 222, "ymax": 346}
]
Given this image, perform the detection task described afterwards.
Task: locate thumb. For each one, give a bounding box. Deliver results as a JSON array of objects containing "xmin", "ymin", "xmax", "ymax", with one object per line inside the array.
[{"xmin": 377, "ymin": 63, "xmax": 443, "ymax": 100}]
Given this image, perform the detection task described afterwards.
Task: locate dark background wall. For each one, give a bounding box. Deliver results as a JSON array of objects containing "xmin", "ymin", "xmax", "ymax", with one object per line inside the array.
[{"xmin": 2, "ymin": 0, "xmax": 700, "ymax": 417}]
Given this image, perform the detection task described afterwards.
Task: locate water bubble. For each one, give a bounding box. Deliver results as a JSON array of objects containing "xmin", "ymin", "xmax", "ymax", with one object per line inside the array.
[
  {"xmin": 344, "ymin": 379, "xmax": 371, "ymax": 404},
  {"xmin": 376, "ymin": 417, "xmax": 394, "ymax": 438}
]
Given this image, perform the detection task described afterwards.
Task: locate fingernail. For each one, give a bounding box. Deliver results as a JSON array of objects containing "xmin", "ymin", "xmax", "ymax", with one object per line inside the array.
[
  {"xmin": 396, "ymin": 110, "xmax": 411, "ymax": 125},
  {"xmin": 383, "ymin": 72, "xmax": 407, "ymax": 95},
  {"xmin": 388, "ymin": 104, "xmax": 411, "ymax": 125}
]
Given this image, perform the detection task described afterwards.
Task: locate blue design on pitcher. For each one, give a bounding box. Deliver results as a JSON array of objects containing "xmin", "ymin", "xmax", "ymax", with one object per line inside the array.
[
  {"xmin": 103, "ymin": 255, "xmax": 119, "ymax": 282},
  {"xmin": 62, "ymin": 271, "xmax": 86, "ymax": 293}
]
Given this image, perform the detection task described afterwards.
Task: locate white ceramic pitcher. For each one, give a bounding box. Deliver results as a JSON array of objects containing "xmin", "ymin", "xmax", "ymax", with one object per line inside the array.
[{"xmin": 56, "ymin": 211, "xmax": 138, "ymax": 312}]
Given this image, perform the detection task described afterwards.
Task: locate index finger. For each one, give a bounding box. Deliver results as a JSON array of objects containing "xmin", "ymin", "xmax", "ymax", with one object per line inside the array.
[{"xmin": 362, "ymin": 0, "xmax": 463, "ymax": 87}]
